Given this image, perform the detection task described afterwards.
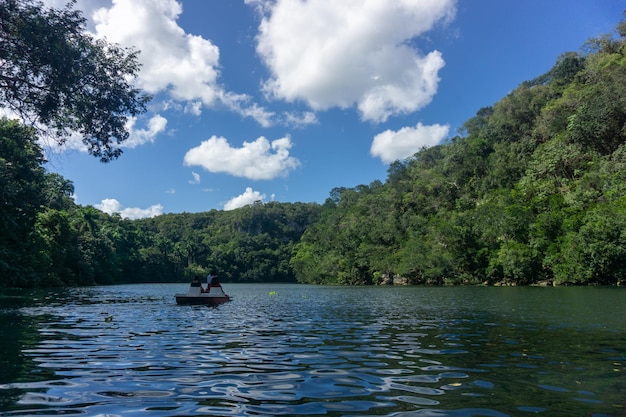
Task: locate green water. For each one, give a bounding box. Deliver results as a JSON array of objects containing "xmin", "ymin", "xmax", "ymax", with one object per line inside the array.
[{"xmin": 0, "ymin": 284, "xmax": 624, "ymax": 416}]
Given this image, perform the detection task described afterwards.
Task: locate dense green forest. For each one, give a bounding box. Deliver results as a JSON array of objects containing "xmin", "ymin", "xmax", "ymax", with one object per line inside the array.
[{"xmin": 1, "ymin": 4, "xmax": 626, "ymax": 287}]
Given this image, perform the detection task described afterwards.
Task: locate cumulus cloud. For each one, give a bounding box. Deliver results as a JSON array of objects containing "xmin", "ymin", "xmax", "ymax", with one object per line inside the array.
[
  {"xmin": 95, "ymin": 198, "xmax": 163, "ymax": 220},
  {"xmin": 124, "ymin": 115, "xmax": 168, "ymax": 148},
  {"xmin": 371, "ymin": 122, "xmax": 449, "ymax": 163},
  {"xmin": 183, "ymin": 135, "xmax": 300, "ymax": 180},
  {"xmin": 89, "ymin": 0, "xmax": 273, "ymax": 126},
  {"xmin": 93, "ymin": 0, "xmax": 220, "ymax": 101},
  {"xmin": 224, "ymin": 187, "xmax": 266, "ymax": 211},
  {"xmin": 255, "ymin": 0, "xmax": 456, "ymax": 122}
]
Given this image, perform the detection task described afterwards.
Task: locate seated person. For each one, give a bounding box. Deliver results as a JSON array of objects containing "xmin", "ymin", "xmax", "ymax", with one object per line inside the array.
[
  {"xmin": 189, "ymin": 276, "xmax": 205, "ymax": 294},
  {"xmin": 206, "ymin": 274, "xmax": 227, "ymax": 297}
]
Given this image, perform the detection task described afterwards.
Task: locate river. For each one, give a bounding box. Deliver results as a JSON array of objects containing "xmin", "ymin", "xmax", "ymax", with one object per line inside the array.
[{"xmin": 0, "ymin": 284, "xmax": 624, "ymax": 416}]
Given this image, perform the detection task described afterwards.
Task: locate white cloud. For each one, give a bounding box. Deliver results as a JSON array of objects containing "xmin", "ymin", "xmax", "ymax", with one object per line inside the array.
[
  {"xmin": 95, "ymin": 198, "xmax": 122, "ymax": 215},
  {"xmin": 227, "ymin": 97, "xmax": 275, "ymax": 128},
  {"xmin": 189, "ymin": 171, "xmax": 200, "ymax": 184},
  {"xmin": 124, "ymin": 115, "xmax": 168, "ymax": 148},
  {"xmin": 224, "ymin": 187, "xmax": 266, "ymax": 211},
  {"xmin": 43, "ymin": 0, "xmax": 109, "ymax": 26},
  {"xmin": 184, "ymin": 101, "xmax": 203, "ymax": 116},
  {"xmin": 371, "ymin": 122, "xmax": 449, "ymax": 163},
  {"xmin": 95, "ymin": 198, "xmax": 163, "ymax": 219},
  {"xmin": 183, "ymin": 135, "xmax": 300, "ymax": 180},
  {"xmin": 93, "ymin": 0, "xmax": 220, "ymax": 101},
  {"xmin": 90, "ymin": 0, "xmax": 273, "ymax": 126},
  {"xmin": 120, "ymin": 204, "xmax": 164, "ymax": 220},
  {"xmin": 282, "ymin": 111, "xmax": 318, "ymax": 128},
  {"xmin": 255, "ymin": 0, "xmax": 456, "ymax": 122}
]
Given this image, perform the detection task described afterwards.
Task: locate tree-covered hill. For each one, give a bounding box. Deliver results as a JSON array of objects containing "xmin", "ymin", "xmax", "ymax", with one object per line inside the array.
[
  {"xmin": 132, "ymin": 202, "xmax": 322, "ymax": 284},
  {"xmin": 291, "ymin": 20, "xmax": 626, "ymax": 286}
]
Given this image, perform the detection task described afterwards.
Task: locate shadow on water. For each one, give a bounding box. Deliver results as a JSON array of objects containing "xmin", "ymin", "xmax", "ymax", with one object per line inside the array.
[
  {"xmin": 0, "ymin": 288, "xmax": 70, "ymax": 410},
  {"xmin": 0, "ymin": 284, "xmax": 624, "ymax": 416}
]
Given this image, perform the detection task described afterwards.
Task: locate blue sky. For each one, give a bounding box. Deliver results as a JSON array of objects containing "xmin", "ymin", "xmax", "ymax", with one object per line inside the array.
[{"xmin": 41, "ymin": 0, "xmax": 623, "ymax": 218}]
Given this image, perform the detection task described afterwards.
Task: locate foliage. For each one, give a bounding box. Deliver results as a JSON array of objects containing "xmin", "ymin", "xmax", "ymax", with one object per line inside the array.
[
  {"xmin": 0, "ymin": 119, "xmax": 45, "ymax": 286},
  {"xmin": 0, "ymin": 0, "xmax": 150, "ymax": 161},
  {"xmin": 132, "ymin": 203, "xmax": 322, "ymax": 283}
]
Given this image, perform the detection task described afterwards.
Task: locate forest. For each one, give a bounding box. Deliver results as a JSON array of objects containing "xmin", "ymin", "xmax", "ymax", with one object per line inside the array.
[{"xmin": 1, "ymin": 3, "xmax": 625, "ymax": 287}]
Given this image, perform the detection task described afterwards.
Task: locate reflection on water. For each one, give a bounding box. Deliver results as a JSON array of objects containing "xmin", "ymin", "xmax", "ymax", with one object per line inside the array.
[{"xmin": 0, "ymin": 284, "xmax": 624, "ymax": 416}]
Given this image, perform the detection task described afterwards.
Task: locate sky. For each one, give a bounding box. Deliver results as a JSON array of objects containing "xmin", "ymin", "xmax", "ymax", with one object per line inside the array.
[{"xmin": 38, "ymin": 0, "xmax": 623, "ymax": 219}]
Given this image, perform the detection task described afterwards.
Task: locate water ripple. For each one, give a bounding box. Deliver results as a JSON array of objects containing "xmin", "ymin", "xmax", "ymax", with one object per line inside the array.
[{"xmin": 1, "ymin": 284, "xmax": 623, "ymax": 416}]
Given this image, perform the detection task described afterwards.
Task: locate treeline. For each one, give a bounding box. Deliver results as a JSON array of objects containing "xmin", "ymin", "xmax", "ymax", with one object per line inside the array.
[
  {"xmin": 133, "ymin": 203, "xmax": 321, "ymax": 284},
  {"xmin": 291, "ymin": 23, "xmax": 626, "ymax": 286}
]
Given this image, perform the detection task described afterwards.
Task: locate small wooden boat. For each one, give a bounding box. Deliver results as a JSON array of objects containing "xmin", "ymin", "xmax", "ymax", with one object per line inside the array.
[{"xmin": 175, "ymin": 279, "xmax": 231, "ymax": 305}]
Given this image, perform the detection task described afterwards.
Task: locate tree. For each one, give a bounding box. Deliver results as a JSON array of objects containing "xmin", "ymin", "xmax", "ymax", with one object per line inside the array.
[
  {"xmin": 0, "ymin": 118, "xmax": 46, "ymax": 285},
  {"xmin": 42, "ymin": 173, "xmax": 75, "ymax": 210},
  {"xmin": 0, "ymin": 0, "xmax": 150, "ymax": 161}
]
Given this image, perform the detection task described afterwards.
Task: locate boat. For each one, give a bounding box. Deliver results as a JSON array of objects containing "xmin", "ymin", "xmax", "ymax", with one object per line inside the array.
[
  {"xmin": 175, "ymin": 278, "xmax": 231, "ymax": 305},
  {"xmin": 174, "ymin": 292, "xmax": 231, "ymax": 305}
]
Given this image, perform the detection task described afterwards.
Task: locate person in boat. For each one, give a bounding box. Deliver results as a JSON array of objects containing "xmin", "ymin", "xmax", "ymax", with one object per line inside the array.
[
  {"xmin": 206, "ymin": 273, "xmax": 227, "ymax": 297},
  {"xmin": 190, "ymin": 275, "xmax": 205, "ymax": 293}
]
